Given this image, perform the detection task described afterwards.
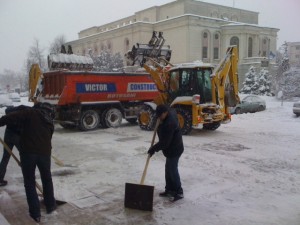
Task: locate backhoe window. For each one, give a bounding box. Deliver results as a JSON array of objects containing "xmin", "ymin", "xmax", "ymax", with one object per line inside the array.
[
  {"xmin": 168, "ymin": 68, "xmax": 213, "ymax": 103},
  {"xmin": 197, "ymin": 69, "xmax": 212, "ymax": 103}
]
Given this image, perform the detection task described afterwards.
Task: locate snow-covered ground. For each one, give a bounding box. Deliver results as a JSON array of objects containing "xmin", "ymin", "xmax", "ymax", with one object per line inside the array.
[{"xmin": 0, "ymin": 96, "xmax": 300, "ymax": 225}]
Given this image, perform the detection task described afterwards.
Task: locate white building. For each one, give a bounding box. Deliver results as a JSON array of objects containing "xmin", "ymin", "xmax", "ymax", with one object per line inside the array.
[
  {"xmin": 67, "ymin": 0, "xmax": 279, "ymax": 88},
  {"xmin": 287, "ymin": 42, "xmax": 300, "ymax": 66}
]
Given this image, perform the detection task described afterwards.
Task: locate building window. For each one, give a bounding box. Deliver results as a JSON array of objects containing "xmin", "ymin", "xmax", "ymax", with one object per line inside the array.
[
  {"xmin": 213, "ymin": 33, "xmax": 220, "ymax": 59},
  {"xmin": 296, "ymin": 46, "xmax": 300, "ymax": 50},
  {"xmin": 261, "ymin": 38, "xmax": 269, "ymax": 57},
  {"xmin": 107, "ymin": 41, "xmax": 112, "ymax": 52},
  {"xmin": 248, "ymin": 37, "xmax": 253, "ymax": 57},
  {"xmin": 296, "ymin": 55, "xmax": 300, "ymax": 58},
  {"xmin": 101, "ymin": 43, "xmax": 105, "ymax": 51},
  {"xmin": 124, "ymin": 38, "xmax": 130, "ymax": 52},
  {"xmin": 202, "ymin": 31, "xmax": 210, "ymax": 60},
  {"xmin": 203, "ymin": 47, "xmax": 208, "ymax": 59},
  {"xmin": 230, "ymin": 36, "xmax": 239, "ymax": 49}
]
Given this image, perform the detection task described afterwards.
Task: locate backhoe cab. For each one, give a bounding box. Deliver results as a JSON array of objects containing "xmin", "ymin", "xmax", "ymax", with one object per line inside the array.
[{"xmin": 126, "ymin": 31, "xmax": 240, "ymax": 134}]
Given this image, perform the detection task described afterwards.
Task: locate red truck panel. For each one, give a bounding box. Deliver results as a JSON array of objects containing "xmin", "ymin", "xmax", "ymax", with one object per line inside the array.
[{"xmin": 42, "ymin": 71, "xmax": 159, "ymax": 105}]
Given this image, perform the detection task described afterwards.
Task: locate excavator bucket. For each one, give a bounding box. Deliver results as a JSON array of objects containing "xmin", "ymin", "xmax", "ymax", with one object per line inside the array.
[
  {"xmin": 126, "ymin": 31, "xmax": 172, "ymax": 66},
  {"xmin": 48, "ymin": 45, "xmax": 94, "ymax": 71}
]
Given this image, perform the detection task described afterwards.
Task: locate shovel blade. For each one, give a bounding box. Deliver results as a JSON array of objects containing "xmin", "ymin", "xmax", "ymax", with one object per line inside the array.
[{"xmin": 124, "ymin": 183, "xmax": 154, "ymax": 211}]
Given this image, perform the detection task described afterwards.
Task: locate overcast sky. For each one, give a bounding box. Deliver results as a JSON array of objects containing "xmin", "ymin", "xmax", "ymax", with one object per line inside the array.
[{"xmin": 0, "ymin": 0, "xmax": 299, "ymax": 73}]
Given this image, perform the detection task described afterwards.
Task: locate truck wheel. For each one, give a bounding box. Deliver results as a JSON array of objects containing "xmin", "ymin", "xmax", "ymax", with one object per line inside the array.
[
  {"xmin": 203, "ymin": 122, "xmax": 221, "ymax": 130},
  {"xmin": 79, "ymin": 110, "xmax": 100, "ymax": 131},
  {"xmin": 103, "ymin": 108, "xmax": 123, "ymax": 128},
  {"xmin": 138, "ymin": 105, "xmax": 155, "ymax": 131},
  {"xmin": 175, "ymin": 108, "xmax": 192, "ymax": 135}
]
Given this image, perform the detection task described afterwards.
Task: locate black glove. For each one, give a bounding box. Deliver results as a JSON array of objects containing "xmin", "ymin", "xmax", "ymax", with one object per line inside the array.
[{"xmin": 147, "ymin": 146, "xmax": 155, "ymax": 157}]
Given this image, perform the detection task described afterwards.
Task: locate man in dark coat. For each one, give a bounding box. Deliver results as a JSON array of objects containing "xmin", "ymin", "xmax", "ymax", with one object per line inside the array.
[
  {"xmin": 0, "ymin": 105, "xmax": 30, "ymax": 186},
  {"xmin": 0, "ymin": 102, "xmax": 56, "ymax": 222},
  {"xmin": 148, "ymin": 104, "xmax": 184, "ymax": 201}
]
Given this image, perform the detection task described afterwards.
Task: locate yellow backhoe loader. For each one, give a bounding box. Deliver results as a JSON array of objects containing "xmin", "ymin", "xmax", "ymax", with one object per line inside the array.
[{"xmin": 126, "ymin": 31, "xmax": 240, "ymax": 134}]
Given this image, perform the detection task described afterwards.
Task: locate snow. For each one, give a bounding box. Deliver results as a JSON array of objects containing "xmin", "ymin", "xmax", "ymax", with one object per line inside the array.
[{"xmin": 1, "ymin": 96, "xmax": 300, "ymax": 224}]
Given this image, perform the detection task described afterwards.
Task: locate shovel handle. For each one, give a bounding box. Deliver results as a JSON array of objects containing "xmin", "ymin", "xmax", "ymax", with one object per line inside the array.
[
  {"xmin": 140, "ymin": 118, "xmax": 160, "ymax": 185},
  {"xmin": 0, "ymin": 137, "xmax": 44, "ymax": 195},
  {"xmin": 0, "ymin": 137, "xmax": 21, "ymax": 166}
]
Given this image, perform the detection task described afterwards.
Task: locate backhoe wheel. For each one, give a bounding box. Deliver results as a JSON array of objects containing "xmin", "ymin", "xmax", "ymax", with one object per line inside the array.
[
  {"xmin": 203, "ymin": 122, "xmax": 221, "ymax": 130},
  {"xmin": 175, "ymin": 108, "xmax": 192, "ymax": 135},
  {"xmin": 138, "ymin": 105, "xmax": 155, "ymax": 131},
  {"xmin": 103, "ymin": 108, "xmax": 123, "ymax": 128},
  {"xmin": 79, "ymin": 110, "xmax": 100, "ymax": 131}
]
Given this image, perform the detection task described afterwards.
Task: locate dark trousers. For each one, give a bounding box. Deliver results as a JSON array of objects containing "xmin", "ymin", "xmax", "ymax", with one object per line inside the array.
[
  {"xmin": 20, "ymin": 152, "xmax": 56, "ymax": 218},
  {"xmin": 165, "ymin": 156, "xmax": 183, "ymax": 194},
  {"xmin": 0, "ymin": 129, "xmax": 21, "ymax": 181}
]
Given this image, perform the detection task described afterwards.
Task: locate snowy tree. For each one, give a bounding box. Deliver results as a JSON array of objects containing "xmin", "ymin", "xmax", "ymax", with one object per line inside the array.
[
  {"xmin": 90, "ymin": 50, "xmax": 124, "ymax": 72},
  {"xmin": 256, "ymin": 68, "xmax": 272, "ymax": 96},
  {"xmin": 277, "ymin": 68, "xmax": 300, "ymax": 99},
  {"xmin": 240, "ymin": 66, "xmax": 259, "ymax": 94},
  {"xmin": 26, "ymin": 38, "xmax": 47, "ymax": 73},
  {"xmin": 49, "ymin": 35, "xmax": 66, "ymax": 54}
]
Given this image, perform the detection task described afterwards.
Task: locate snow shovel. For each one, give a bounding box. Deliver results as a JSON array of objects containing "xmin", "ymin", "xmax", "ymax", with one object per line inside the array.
[
  {"xmin": 0, "ymin": 137, "xmax": 66, "ymax": 205},
  {"xmin": 51, "ymin": 154, "xmax": 76, "ymax": 168},
  {"xmin": 124, "ymin": 119, "xmax": 160, "ymax": 211}
]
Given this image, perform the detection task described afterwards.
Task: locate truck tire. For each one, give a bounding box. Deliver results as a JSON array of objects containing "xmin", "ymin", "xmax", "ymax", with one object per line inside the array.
[
  {"xmin": 79, "ymin": 110, "xmax": 100, "ymax": 131},
  {"xmin": 103, "ymin": 108, "xmax": 123, "ymax": 128},
  {"xmin": 138, "ymin": 105, "xmax": 155, "ymax": 131},
  {"xmin": 175, "ymin": 107, "xmax": 192, "ymax": 135},
  {"xmin": 203, "ymin": 122, "xmax": 221, "ymax": 130}
]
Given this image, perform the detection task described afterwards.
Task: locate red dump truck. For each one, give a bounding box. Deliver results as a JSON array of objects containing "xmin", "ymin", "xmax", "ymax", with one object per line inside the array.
[{"xmin": 30, "ymin": 64, "xmax": 159, "ymax": 131}]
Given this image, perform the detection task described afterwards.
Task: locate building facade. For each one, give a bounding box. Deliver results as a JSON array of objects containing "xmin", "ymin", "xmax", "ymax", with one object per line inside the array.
[
  {"xmin": 287, "ymin": 42, "xmax": 300, "ymax": 66},
  {"xmin": 67, "ymin": 0, "xmax": 279, "ymax": 88}
]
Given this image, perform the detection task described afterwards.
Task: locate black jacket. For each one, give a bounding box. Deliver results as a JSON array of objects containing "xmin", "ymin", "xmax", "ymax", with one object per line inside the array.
[
  {"xmin": 0, "ymin": 108, "xmax": 54, "ymax": 155},
  {"xmin": 5, "ymin": 105, "xmax": 31, "ymax": 134},
  {"xmin": 151, "ymin": 109, "xmax": 184, "ymax": 158}
]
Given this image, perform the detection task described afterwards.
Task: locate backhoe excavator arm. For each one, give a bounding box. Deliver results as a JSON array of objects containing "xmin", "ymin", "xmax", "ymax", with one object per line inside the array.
[
  {"xmin": 211, "ymin": 46, "xmax": 240, "ymax": 114},
  {"xmin": 28, "ymin": 64, "xmax": 43, "ymax": 103}
]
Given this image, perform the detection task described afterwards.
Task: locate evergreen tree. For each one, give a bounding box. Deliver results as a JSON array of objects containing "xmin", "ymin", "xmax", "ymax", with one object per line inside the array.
[
  {"xmin": 257, "ymin": 68, "xmax": 272, "ymax": 96},
  {"xmin": 90, "ymin": 50, "xmax": 124, "ymax": 72},
  {"xmin": 240, "ymin": 66, "xmax": 258, "ymax": 94}
]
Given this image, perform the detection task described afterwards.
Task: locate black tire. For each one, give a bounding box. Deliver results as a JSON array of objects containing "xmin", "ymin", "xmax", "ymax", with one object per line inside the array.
[
  {"xmin": 78, "ymin": 110, "xmax": 100, "ymax": 131},
  {"xmin": 138, "ymin": 105, "xmax": 155, "ymax": 131},
  {"xmin": 100, "ymin": 110, "xmax": 109, "ymax": 128},
  {"xmin": 203, "ymin": 122, "xmax": 221, "ymax": 130},
  {"xmin": 235, "ymin": 107, "xmax": 242, "ymax": 114},
  {"xmin": 126, "ymin": 118, "xmax": 138, "ymax": 124},
  {"xmin": 103, "ymin": 108, "xmax": 123, "ymax": 128},
  {"xmin": 258, "ymin": 105, "xmax": 264, "ymax": 112},
  {"xmin": 175, "ymin": 107, "xmax": 192, "ymax": 135},
  {"xmin": 59, "ymin": 122, "xmax": 76, "ymax": 129}
]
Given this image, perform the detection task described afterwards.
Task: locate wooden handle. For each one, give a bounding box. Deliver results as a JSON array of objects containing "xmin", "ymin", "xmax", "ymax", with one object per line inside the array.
[
  {"xmin": 140, "ymin": 118, "xmax": 160, "ymax": 185},
  {"xmin": 0, "ymin": 137, "xmax": 21, "ymax": 166}
]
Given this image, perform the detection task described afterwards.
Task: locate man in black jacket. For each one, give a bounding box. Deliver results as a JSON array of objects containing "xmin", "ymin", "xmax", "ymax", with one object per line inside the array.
[
  {"xmin": 0, "ymin": 105, "xmax": 30, "ymax": 186},
  {"xmin": 148, "ymin": 104, "xmax": 184, "ymax": 201},
  {"xmin": 0, "ymin": 103, "xmax": 56, "ymax": 222}
]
